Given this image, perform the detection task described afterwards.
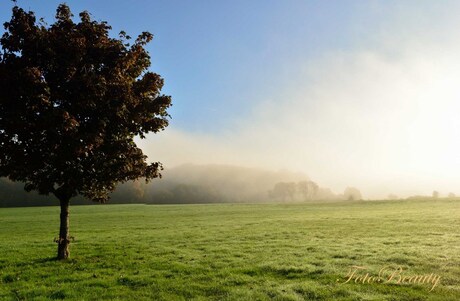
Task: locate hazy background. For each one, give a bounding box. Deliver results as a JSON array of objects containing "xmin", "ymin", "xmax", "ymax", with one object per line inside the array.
[{"xmin": 2, "ymin": 1, "xmax": 460, "ymax": 199}]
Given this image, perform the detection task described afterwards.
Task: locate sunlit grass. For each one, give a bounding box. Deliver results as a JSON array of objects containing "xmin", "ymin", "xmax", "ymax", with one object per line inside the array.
[{"xmin": 0, "ymin": 199, "xmax": 459, "ymax": 300}]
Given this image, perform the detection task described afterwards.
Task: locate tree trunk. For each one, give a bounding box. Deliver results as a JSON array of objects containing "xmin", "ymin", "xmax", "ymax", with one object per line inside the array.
[{"xmin": 57, "ymin": 198, "xmax": 70, "ymax": 260}]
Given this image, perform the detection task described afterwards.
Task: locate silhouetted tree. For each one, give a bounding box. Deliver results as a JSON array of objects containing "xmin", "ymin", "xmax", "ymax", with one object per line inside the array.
[
  {"xmin": 343, "ymin": 187, "xmax": 362, "ymax": 201},
  {"xmin": 269, "ymin": 182, "xmax": 296, "ymax": 202},
  {"xmin": 0, "ymin": 4, "xmax": 171, "ymax": 259},
  {"xmin": 307, "ymin": 181, "xmax": 319, "ymax": 200},
  {"xmin": 432, "ymin": 191, "xmax": 439, "ymax": 199},
  {"xmin": 297, "ymin": 181, "xmax": 309, "ymax": 201},
  {"xmin": 297, "ymin": 180, "xmax": 319, "ymax": 201}
]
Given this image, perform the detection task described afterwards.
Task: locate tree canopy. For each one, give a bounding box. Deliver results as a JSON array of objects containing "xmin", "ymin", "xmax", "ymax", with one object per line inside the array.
[{"xmin": 0, "ymin": 4, "xmax": 172, "ymax": 203}]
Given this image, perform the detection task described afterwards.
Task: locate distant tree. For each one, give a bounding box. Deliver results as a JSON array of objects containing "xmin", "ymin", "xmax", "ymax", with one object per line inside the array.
[
  {"xmin": 269, "ymin": 182, "xmax": 296, "ymax": 202},
  {"xmin": 297, "ymin": 181, "xmax": 309, "ymax": 201},
  {"xmin": 285, "ymin": 182, "xmax": 297, "ymax": 201},
  {"xmin": 269, "ymin": 182, "xmax": 287, "ymax": 202},
  {"xmin": 316, "ymin": 187, "xmax": 337, "ymax": 201},
  {"xmin": 297, "ymin": 180, "xmax": 319, "ymax": 201},
  {"xmin": 448, "ymin": 192, "xmax": 456, "ymax": 198},
  {"xmin": 170, "ymin": 184, "xmax": 223, "ymax": 204},
  {"xmin": 0, "ymin": 4, "xmax": 171, "ymax": 259},
  {"xmin": 307, "ymin": 181, "xmax": 319, "ymax": 200},
  {"xmin": 432, "ymin": 191, "xmax": 439, "ymax": 199},
  {"xmin": 343, "ymin": 187, "xmax": 362, "ymax": 201}
]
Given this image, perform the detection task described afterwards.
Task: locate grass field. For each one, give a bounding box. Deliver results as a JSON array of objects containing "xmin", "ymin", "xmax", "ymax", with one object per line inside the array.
[{"xmin": 0, "ymin": 199, "xmax": 459, "ymax": 300}]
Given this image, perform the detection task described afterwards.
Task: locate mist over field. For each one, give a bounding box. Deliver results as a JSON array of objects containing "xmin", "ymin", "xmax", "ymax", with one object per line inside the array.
[
  {"xmin": 135, "ymin": 1, "xmax": 460, "ymax": 200},
  {"xmin": 0, "ymin": 164, "xmax": 365, "ymax": 206}
]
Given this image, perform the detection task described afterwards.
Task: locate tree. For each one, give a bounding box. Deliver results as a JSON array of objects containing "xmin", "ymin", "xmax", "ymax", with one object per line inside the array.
[
  {"xmin": 432, "ymin": 191, "xmax": 439, "ymax": 199},
  {"xmin": 0, "ymin": 4, "xmax": 172, "ymax": 259},
  {"xmin": 297, "ymin": 180, "xmax": 319, "ymax": 201},
  {"xmin": 343, "ymin": 187, "xmax": 362, "ymax": 201},
  {"xmin": 297, "ymin": 181, "xmax": 309, "ymax": 201},
  {"xmin": 269, "ymin": 182, "xmax": 296, "ymax": 202},
  {"xmin": 307, "ymin": 181, "xmax": 319, "ymax": 200}
]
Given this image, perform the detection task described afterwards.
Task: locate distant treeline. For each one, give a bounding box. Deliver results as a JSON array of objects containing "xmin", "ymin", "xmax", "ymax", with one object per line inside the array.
[
  {"xmin": 0, "ymin": 164, "xmax": 361, "ymax": 207},
  {"xmin": 268, "ymin": 181, "xmax": 362, "ymax": 202}
]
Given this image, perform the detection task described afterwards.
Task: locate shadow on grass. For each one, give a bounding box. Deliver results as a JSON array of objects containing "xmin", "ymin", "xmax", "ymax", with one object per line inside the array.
[{"xmin": 9, "ymin": 256, "xmax": 70, "ymax": 269}]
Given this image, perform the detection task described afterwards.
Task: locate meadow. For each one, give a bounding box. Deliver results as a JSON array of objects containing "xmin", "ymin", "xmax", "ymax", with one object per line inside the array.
[{"xmin": 0, "ymin": 199, "xmax": 459, "ymax": 300}]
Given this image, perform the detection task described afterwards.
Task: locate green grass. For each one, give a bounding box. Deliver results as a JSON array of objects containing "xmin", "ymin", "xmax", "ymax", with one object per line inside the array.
[{"xmin": 0, "ymin": 199, "xmax": 459, "ymax": 300}]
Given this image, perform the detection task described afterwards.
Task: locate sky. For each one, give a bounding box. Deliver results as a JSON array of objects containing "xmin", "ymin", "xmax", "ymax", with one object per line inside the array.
[{"xmin": 2, "ymin": 1, "xmax": 460, "ymax": 199}]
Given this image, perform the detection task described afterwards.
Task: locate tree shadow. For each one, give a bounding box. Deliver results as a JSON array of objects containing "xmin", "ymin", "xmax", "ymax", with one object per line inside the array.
[{"xmin": 10, "ymin": 256, "xmax": 61, "ymax": 268}]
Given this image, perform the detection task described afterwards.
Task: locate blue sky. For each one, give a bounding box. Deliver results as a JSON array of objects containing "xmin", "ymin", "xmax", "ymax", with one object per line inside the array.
[
  {"xmin": 2, "ymin": 1, "xmax": 460, "ymax": 198},
  {"xmin": 1, "ymin": 0, "xmax": 392, "ymax": 132}
]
